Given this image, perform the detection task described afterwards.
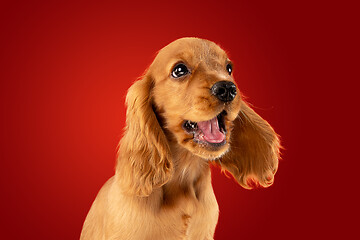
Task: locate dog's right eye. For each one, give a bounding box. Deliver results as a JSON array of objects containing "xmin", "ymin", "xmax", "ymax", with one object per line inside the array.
[{"xmin": 171, "ymin": 63, "xmax": 189, "ymax": 78}]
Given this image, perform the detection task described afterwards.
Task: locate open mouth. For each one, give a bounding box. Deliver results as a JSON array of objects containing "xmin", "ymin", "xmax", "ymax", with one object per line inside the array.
[{"xmin": 182, "ymin": 110, "xmax": 227, "ymax": 147}]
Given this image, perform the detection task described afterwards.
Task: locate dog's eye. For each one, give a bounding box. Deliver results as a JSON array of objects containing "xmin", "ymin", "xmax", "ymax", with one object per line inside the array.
[
  {"xmin": 226, "ymin": 63, "xmax": 232, "ymax": 75},
  {"xmin": 171, "ymin": 63, "xmax": 189, "ymax": 78}
]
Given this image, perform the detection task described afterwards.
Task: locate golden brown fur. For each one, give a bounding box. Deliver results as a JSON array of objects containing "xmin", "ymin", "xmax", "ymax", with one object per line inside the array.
[{"xmin": 80, "ymin": 37, "xmax": 280, "ymax": 240}]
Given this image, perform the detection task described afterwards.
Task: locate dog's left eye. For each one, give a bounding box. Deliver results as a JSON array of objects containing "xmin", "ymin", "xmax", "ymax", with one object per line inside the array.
[
  {"xmin": 171, "ymin": 63, "xmax": 189, "ymax": 78},
  {"xmin": 226, "ymin": 63, "xmax": 232, "ymax": 75}
]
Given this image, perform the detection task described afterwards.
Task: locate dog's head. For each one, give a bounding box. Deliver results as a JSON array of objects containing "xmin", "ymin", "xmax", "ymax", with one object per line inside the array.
[
  {"xmin": 150, "ymin": 38, "xmax": 241, "ymax": 159},
  {"xmin": 117, "ymin": 38, "xmax": 280, "ymax": 196}
]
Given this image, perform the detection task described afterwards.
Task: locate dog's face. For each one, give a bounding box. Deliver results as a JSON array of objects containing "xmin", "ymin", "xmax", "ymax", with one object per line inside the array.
[{"xmin": 149, "ymin": 38, "xmax": 242, "ymax": 160}]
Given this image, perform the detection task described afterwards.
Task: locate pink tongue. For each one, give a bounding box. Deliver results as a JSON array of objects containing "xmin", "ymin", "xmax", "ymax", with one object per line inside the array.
[{"xmin": 197, "ymin": 117, "xmax": 225, "ymax": 143}]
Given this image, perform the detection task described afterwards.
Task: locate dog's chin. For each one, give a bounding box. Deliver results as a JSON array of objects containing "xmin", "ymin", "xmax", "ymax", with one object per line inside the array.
[
  {"xmin": 180, "ymin": 110, "xmax": 231, "ymax": 160},
  {"xmin": 190, "ymin": 142, "xmax": 230, "ymax": 161}
]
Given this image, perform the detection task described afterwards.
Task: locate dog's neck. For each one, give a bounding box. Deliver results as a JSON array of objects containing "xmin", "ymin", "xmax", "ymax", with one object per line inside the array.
[
  {"xmin": 161, "ymin": 144, "xmax": 212, "ymax": 206},
  {"xmin": 170, "ymin": 145, "xmax": 210, "ymax": 184}
]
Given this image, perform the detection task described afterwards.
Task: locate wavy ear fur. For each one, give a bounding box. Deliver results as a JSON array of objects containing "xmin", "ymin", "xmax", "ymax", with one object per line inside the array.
[
  {"xmin": 220, "ymin": 101, "xmax": 281, "ymax": 189},
  {"xmin": 116, "ymin": 75, "xmax": 172, "ymax": 197}
]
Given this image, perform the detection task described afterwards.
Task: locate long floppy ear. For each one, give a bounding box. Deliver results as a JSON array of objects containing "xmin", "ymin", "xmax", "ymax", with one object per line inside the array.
[
  {"xmin": 219, "ymin": 101, "xmax": 281, "ymax": 189},
  {"xmin": 116, "ymin": 75, "xmax": 173, "ymax": 196}
]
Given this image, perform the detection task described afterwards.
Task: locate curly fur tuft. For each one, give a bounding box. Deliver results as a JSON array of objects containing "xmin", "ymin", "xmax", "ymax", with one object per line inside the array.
[
  {"xmin": 116, "ymin": 75, "xmax": 173, "ymax": 196},
  {"xmin": 218, "ymin": 101, "xmax": 281, "ymax": 189}
]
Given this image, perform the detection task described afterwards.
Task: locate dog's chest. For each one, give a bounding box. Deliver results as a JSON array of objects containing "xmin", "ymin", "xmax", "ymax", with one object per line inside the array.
[{"xmin": 159, "ymin": 184, "xmax": 219, "ymax": 239}]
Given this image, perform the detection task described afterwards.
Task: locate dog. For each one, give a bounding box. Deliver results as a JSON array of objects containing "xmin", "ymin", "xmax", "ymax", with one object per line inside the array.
[{"xmin": 80, "ymin": 37, "xmax": 280, "ymax": 240}]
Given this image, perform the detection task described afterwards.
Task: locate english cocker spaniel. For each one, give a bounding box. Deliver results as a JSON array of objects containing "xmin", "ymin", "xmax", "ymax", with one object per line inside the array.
[{"xmin": 80, "ymin": 37, "xmax": 280, "ymax": 240}]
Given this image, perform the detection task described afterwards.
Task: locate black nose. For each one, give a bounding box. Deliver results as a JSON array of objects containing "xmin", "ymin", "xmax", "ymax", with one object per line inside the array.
[{"xmin": 211, "ymin": 81, "xmax": 237, "ymax": 102}]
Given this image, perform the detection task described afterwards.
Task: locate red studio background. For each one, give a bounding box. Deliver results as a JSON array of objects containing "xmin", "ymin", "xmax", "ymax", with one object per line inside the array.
[{"xmin": 1, "ymin": 0, "xmax": 358, "ymax": 239}]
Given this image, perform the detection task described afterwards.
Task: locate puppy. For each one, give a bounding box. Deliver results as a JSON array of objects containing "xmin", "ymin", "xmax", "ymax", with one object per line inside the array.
[{"xmin": 80, "ymin": 37, "xmax": 280, "ymax": 240}]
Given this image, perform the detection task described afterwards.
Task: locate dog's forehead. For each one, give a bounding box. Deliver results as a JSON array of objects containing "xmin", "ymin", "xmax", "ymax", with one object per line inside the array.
[{"xmin": 156, "ymin": 38, "xmax": 229, "ymax": 66}]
